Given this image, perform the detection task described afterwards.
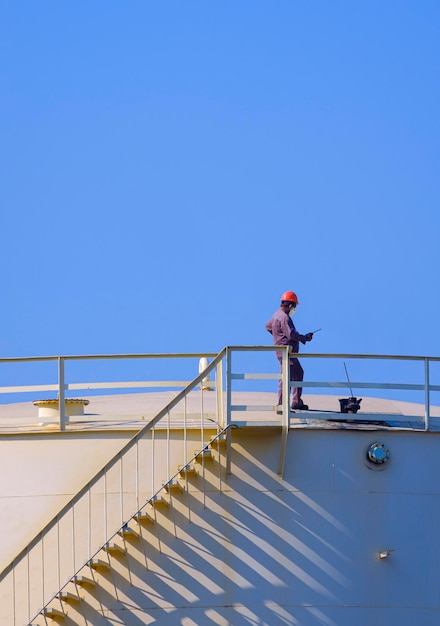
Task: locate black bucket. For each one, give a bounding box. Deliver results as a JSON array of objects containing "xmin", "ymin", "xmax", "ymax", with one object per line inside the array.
[{"xmin": 339, "ymin": 397, "xmax": 362, "ymax": 414}]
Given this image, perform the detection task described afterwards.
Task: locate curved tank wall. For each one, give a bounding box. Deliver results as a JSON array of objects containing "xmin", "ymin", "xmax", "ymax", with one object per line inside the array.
[{"xmin": 1, "ymin": 390, "xmax": 440, "ymax": 625}]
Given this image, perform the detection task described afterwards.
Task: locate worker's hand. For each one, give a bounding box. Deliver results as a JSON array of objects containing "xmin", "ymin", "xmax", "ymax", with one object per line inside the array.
[{"xmin": 306, "ymin": 333, "xmax": 313, "ymax": 342}]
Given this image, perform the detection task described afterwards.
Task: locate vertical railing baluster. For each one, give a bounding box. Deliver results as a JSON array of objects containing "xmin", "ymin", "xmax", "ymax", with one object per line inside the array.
[
  {"xmin": 88, "ymin": 487, "xmax": 91, "ymax": 556},
  {"xmin": 72, "ymin": 507, "xmax": 76, "ymax": 574},
  {"xmin": 200, "ymin": 386, "xmax": 204, "ymax": 453},
  {"xmin": 168, "ymin": 407, "xmax": 178, "ymax": 538},
  {"xmin": 27, "ymin": 548, "xmax": 30, "ymax": 626},
  {"xmin": 58, "ymin": 356, "xmax": 66, "ymax": 432},
  {"xmin": 12, "ymin": 566, "xmax": 16, "ymax": 626},
  {"xmin": 120, "ymin": 456, "xmax": 124, "ymax": 525},
  {"xmin": 183, "ymin": 395, "xmax": 192, "ymax": 522},
  {"xmin": 41, "ymin": 534, "xmax": 45, "ymax": 609},
  {"xmin": 167, "ymin": 409, "xmax": 170, "ymax": 483},
  {"xmin": 136, "ymin": 439, "xmax": 139, "ymax": 512},
  {"xmin": 225, "ymin": 348, "xmax": 232, "ymax": 475},
  {"xmin": 201, "ymin": 387, "xmax": 206, "ymax": 508},
  {"xmin": 151, "ymin": 426, "xmax": 155, "ymax": 497},
  {"xmin": 216, "ymin": 359, "xmax": 224, "ymax": 428},
  {"xmin": 183, "ymin": 395, "xmax": 187, "ymax": 465},
  {"xmin": 278, "ymin": 346, "xmax": 290, "ymax": 477},
  {"xmin": 283, "ymin": 346, "xmax": 290, "ymax": 425},
  {"xmin": 57, "ymin": 517, "xmax": 61, "ymax": 591},
  {"xmin": 213, "ymin": 361, "xmax": 222, "ymax": 493},
  {"xmin": 226, "ymin": 348, "xmax": 232, "ymax": 429},
  {"xmin": 424, "ymin": 357, "xmax": 430, "ymax": 431},
  {"xmin": 104, "ymin": 470, "xmax": 108, "ymax": 542},
  {"xmin": 217, "ymin": 405, "xmax": 223, "ymax": 495}
]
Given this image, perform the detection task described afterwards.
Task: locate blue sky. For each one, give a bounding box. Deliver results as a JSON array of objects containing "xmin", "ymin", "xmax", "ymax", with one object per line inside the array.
[{"xmin": 1, "ymin": 2, "xmax": 439, "ymax": 398}]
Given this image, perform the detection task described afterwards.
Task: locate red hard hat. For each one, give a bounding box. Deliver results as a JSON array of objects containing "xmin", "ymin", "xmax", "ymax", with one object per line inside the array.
[{"xmin": 280, "ymin": 291, "xmax": 299, "ymax": 304}]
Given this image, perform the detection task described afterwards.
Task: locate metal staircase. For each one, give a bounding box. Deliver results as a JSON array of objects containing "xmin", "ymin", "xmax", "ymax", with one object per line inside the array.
[
  {"xmin": 0, "ymin": 351, "xmax": 234, "ymax": 626},
  {"xmin": 28, "ymin": 428, "xmax": 231, "ymax": 625}
]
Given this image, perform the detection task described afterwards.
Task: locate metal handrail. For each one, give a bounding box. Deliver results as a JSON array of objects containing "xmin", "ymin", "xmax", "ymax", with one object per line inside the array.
[
  {"xmin": 2, "ymin": 349, "xmax": 438, "ymax": 396},
  {"xmin": 0, "ymin": 348, "xmax": 227, "ymax": 583},
  {"xmin": 1, "ymin": 348, "xmax": 438, "ymax": 434},
  {"xmin": 1, "ymin": 346, "xmax": 438, "ymax": 453},
  {"xmin": 0, "ymin": 352, "xmax": 218, "ymax": 363},
  {"xmin": 0, "ymin": 351, "xmax": 232, "ymax": 625}
]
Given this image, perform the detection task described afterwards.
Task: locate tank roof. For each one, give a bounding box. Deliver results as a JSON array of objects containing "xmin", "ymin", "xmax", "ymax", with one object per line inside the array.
[{"xmin": 0, "ymin": 391, "xmax": 439, "ymax": 435}]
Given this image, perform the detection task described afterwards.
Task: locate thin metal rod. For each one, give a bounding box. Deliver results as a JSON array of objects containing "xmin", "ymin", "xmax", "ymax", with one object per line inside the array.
[
  {"xmin": 120, "ymin": 457, "xmax": 124, "ymax": 525},
  {"xmin": 424, "ymin": 358, "xmax": 430, "ymax": 431},
  {"xmin": 183, "ymin": 395, "xmax": 187, "ymax": 464},
  {"xmin": 201, "ymin": 388, "xmax": 205, "ymax": 453},
  {"xmin": 216, "ymin": 360, "xmax": 224, "ymax": 427},
  {"xmin": 343, "ymin": 361, "xmax": 354, "ymax": 397},
  {"xmin": 41, "ymin": 534, "xmax": 45, "ymax": 607},
  {"xmin": 216, "ymin": 385, "xmax": 223, "ymax": 494},
  {"xmin": 184, "ymin": 395, "xmax": 192, "ymax": 523},
  {"xmin": 226, "ymin": 348, "xmax": 232, "ymax": 475},
  {"xmin": 136, "ymin": 440, "xmax": 139, "ymax": 512},
  {"xmin": 88, "ymin": 488, "xmax": 91, "ymax": 556},
  {"xmin": 57, "ymin": 518, "xmax": 61, "ymax": 591},
  {"xmin": 12, "ymin": 566, "xmax": 16, "ymax": 626},
  {"xmin": 167, "ymin": 410, "xmax": 170, "ymax": 483},
  {"xmin": 58, "ymin": 356, "xmax": 66, "ymax": 431},
  {"xmin": 151, "ymin": 426, "xmax": 155, "ymax": 496},
  {"xmin": 72, "ymin": 507, "xmax": 76, "ymax": 573},
  {"xmin": 27, "ymin": 548, "xmax": 30, "ymax": 625},
  {"xmin": 226, "ymin": 348, "xmax": 232, "ymax": 429},
  {"xmin": 278, "ymin": 346, "xmax": 290, "ymax": 477},
  {"xmin": 201, "ymin": 388, "xmax": 206, "ymax": 509},
  {"xmin": 104, "ymin": 470, "xmax": 108, "ymax": 541}
]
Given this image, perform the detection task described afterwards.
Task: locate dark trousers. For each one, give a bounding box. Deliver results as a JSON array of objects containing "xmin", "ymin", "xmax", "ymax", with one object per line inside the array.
[{"xmin": 277, "ymin": 357, "xmax": 303, "ymax": 407}]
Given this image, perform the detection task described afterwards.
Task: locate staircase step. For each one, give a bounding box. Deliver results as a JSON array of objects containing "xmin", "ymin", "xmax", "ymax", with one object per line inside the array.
[
  {"xmin": 163, "ymin": 479, "xmax": 184, "ymax": 493},
  {"xmin": 104, "ymin": 542, "xmax": 126, "ymax": 556},
  {"xmin": 41, "ymin": 606, "xmax": 65, "ymax": 619},
  {"xmin": 194, "ymin": 449, "xmax": 213, "ymax": 462},
  {"xmin": 90, "ymin": 558, "xmax": 111, "ymax": 571},
  {"xmin": 210, "ymin": 434, "xmax": 227, "ymax": 449},
  {"xmin": 134, "ymin": 511, "xmax": 155, "ymax": 524},
  {"xmin": 73, "ymin": 575, "xmax": 96, "ymax": 587},
  {"xmin": 150, "ymin": 495, "xmax": 169, "ymax": 509},
  {"xmin": 179, "ymin": 464, "xmax": 197, "ymax": 477},
  {"xmin": 118, "ymin": 524, "xmax": 139, "ymax": 539},
  {"xmin": 58, "ymin": 590, "xmax": 80, "ymax": 603}
]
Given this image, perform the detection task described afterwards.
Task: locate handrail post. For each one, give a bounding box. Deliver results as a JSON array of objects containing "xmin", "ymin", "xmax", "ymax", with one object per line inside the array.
[
  {"xmin": 225, "ymin": 348, "xmax": 232, "ymax": 475},
  {"xmin": 282, "ymin": 346, "xmax": 290, "ymax": 428},
  {"xmin": 424, "ymin": 357, "xmax": 430, "ymax": 431},
  {"xmin": 216, "ymin": 359, "xmax": 224, "ymax": 428},
  {"xmin": 278, "ymin": 346, "xmax": 290, "ymax": 476},
  {"xmin": 58, "ymin": 357, "xmax": 66, "ymax": 432},
  {"xmin": 226, "ymin": 348, "xmax": 232, "ymax": 429}
]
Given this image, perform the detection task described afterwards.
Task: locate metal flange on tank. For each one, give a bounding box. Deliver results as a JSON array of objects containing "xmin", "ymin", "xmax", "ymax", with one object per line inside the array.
[{"xmin": 367, "ymin": 442, "xmax": 390, "ymax": 465}]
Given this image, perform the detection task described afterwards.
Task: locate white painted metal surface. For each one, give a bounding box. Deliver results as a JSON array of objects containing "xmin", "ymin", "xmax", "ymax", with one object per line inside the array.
[{"xmin": 0, "ymin": 347, "xmax": 439, "ymax": 625}]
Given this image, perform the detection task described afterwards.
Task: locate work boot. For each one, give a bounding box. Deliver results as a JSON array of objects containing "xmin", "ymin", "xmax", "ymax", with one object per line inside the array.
[{"xmin": 291, "ymin": 401, "xmax": 309, "ymax": 410}]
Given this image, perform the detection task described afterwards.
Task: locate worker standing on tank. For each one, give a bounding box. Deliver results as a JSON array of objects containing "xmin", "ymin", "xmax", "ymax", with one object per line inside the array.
[{"xmin": 265, "ymin": 291, "xmax": 313, "ymax": 410}]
